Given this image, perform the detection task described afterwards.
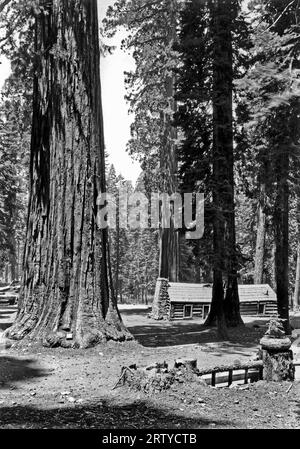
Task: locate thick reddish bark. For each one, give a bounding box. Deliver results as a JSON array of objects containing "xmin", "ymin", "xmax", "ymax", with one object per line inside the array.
[{"xmin": 5, "ymin": 0, "xmax": 131, "ymax": 348}]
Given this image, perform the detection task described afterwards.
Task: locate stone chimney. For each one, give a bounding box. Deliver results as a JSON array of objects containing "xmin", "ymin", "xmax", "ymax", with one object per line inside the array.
[{"xmin": 149, "ymin": 278, "xmax": 171, "ymax": 320}]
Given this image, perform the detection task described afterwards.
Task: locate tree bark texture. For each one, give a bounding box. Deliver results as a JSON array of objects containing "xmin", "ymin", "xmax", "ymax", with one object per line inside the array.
[
  {"xmin": 274, "ymin": 148, "xmax": 290, "ymax": 333},
  {"xmin": 254, "ymin": 181, "xmax": 266, "ymax": 284},
  {"xmin": 158, "ymin": 0, "xmax": 179, "ymax": 283},
  {"xmin": 205, "ymin": 0, "xmax": 242, "ymax": 331},
  {"xmin": 293, "ymin": 195, "xmax": 300, "ymax": 309},
  {"xmin": 261, "ymin": 349, "xmax": 294, "ymax": 382},
  {"xmin": 5, "ymin": 0, "xmax": 131, "ymax": 348}
]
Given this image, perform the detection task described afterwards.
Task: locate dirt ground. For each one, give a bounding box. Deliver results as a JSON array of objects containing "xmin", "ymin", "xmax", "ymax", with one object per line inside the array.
[{"xmin": 0, "ymin": 305, "xmax": 300, "ymax": 429}]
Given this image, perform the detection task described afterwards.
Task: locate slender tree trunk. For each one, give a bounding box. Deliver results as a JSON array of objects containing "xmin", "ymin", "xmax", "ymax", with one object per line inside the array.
[
  {"xmin": 274, "ymin": 148, "xmax": 290, "ymax": 334},
  {"xmin": 115, "ymin": 209, "xmax": 120, "ymax": 301},
  {"xmin": 270, "ymin": 242, "xmax": 276, "ymax": 290},
  {"xmin": 293, "ymin": 195, "xmax": 300, "ymax": 310},
  {"xmin": 119, "ymin": 279, "xmax": 123, "ymax": 304},
  {"xmin": 158, "ymin": 0, "xmax": 179, "ymax": 282},
  {"xmin": 254, "ymin": 181, "xmax": 266, "ymax": 284},
  {"xmin": 293, "ymin": 242, "xmax": 300, "ymax": 310},
  {"xmin": 5, "ymin": 0, "xmax": 131, "ymax": 348}
]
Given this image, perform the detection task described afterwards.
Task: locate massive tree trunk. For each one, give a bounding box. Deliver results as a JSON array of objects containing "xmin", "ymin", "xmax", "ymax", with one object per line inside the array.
[
  {"xmin": 5, "ymin": 0, "xmax": 131, "ymax": 348},
  {"xmin": 205, "ymin": 0, "xmax": 242, "ymax": 332},
  {"xmin": 254, "ymin": 181, "xmax": 266, "ymax": 284},
  {"xmin": 204, "ymin": 192, "xmax": 228, "ymax": 339}
]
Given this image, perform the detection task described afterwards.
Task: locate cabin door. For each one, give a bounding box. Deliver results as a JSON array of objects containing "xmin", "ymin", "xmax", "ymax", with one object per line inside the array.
[{"xmin": 258, "ymin": 303, "xmax": 266, "ymax": 315}]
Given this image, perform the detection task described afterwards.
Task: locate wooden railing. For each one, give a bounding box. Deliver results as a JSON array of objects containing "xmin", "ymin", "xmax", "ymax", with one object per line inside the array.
[{"xmin": 197, "ymin": 361, "xmax": 264, "ymax": 387}]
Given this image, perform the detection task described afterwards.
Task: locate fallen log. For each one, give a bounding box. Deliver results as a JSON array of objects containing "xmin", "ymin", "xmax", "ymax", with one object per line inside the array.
[{"xmin": 197, "ymin": 360, "xmax": 263, "ymax": 376}]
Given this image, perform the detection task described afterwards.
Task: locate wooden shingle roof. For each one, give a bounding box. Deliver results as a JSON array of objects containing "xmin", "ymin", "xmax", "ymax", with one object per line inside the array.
[{"xmin": 168, "ymin": 283, "xmax": 277, "ymax": 304}]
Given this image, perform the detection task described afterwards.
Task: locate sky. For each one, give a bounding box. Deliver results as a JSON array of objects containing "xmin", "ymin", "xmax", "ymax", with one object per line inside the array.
[
  {"xmin": 0, "ymin": 0, "xmax": 141, "ymax": 184},
  {"xmin": 98, "ymin": 0, "xmax": 141, "ymax": 184}
]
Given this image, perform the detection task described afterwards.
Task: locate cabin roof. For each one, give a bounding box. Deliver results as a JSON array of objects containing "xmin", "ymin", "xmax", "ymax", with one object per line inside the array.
[{"xmin": 168, "ymin": 283, "xmax": 277, "ymax": 304}]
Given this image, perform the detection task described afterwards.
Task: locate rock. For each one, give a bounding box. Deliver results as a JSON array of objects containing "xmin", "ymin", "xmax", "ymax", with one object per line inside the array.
[
  {"xmin": 197, "ymin": 398, "xmax": 205, "ymax": 403},
  {"xmin": 174, "ymin": 359, "xmax": 197, "ymax": 371},
  {"xmin": 67, "ymin": 396, "xmax": 76, "ymax": 403},
  {"xmin": 60, "ymin": 391, "xmax": 71, "ymax": 396}
]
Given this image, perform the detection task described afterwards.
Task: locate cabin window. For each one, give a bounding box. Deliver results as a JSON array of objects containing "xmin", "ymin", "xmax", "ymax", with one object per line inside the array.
[
  {"xmin": 258, "ymin": 303, "xmax": 265, "ymax": 315},
  {"xmin": 184, "ymin": 305, "xmax": 192, "ymax": 318}
]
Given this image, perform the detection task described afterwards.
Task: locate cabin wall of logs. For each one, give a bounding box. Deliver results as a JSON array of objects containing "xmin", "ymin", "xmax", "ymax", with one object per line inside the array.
[{"xmin": 169, "ymin": 301, "xmax": 277, "ymax": 321}]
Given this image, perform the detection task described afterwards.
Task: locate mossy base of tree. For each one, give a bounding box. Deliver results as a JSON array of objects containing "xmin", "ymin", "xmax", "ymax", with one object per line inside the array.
[{"xmin": 4, "ymin": 309, "xmax": 133, "ymax": 349}]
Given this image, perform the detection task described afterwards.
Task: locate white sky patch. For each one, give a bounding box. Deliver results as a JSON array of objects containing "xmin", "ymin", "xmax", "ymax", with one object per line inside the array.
[
  {"xmin": 99, "ymin": 0, "xmax": 141, "ymax": 185},
  {"xmin": 0, "ymin": 57, "xmax": 11, "ymax": 90}
]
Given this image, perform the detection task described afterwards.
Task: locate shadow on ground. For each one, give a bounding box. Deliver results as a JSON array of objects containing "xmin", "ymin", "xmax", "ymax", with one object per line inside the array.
[
  {"xmin": 0, "ymin": 357, "xmax": 49, "ymax": 389},
  {"xmin": 0, "ymin": 399, "xmax": 234, "ymax": 429},
  {"xmin": 126, "ymin": 318, "xmax": 267, "ymax": 352}
]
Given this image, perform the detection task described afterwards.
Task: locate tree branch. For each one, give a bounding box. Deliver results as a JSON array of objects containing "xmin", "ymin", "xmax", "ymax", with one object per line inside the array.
[
  {"xmin": 267, "ymin": 0, "xmax": 297, "ymax": 31},
  {"xmin": 0, "ymin": 0, "xmax": 11, "ymax": 15}
]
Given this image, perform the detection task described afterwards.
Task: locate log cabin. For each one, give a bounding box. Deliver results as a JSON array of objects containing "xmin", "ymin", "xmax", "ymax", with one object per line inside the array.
[{"xmin": 168, "ymin": 283, "xmax": 277, "ymax": 320}]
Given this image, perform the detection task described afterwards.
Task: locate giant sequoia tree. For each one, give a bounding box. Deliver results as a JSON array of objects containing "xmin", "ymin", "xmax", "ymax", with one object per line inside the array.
[
  {"xmin": 5, "ymin": 0, "xmax": 130, "ymax": 348},
  {"xmin": 175, "ymin": 0, "xmax": 244, "ymax": 333}
]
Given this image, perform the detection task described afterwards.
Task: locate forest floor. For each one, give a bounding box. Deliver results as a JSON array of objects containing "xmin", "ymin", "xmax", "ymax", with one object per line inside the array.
[{"xmin": 0, "ymin": 304, "xmax": 300, "ymax": 429}]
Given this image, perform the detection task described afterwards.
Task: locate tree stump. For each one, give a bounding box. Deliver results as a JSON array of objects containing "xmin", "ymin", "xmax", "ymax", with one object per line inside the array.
[
  {"xmin": 260, "ymin": 318, "xmax": 294, "ymax": 381},
  {"xmin": 261, "ymin": 348, "xmax": 294, "ymax": 381}
]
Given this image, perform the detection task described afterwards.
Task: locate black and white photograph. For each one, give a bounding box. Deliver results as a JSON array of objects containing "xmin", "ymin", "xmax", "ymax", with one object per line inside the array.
[{"xmin": 0, "ymin": 0, "xmax": 299, "ymax": 437}]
